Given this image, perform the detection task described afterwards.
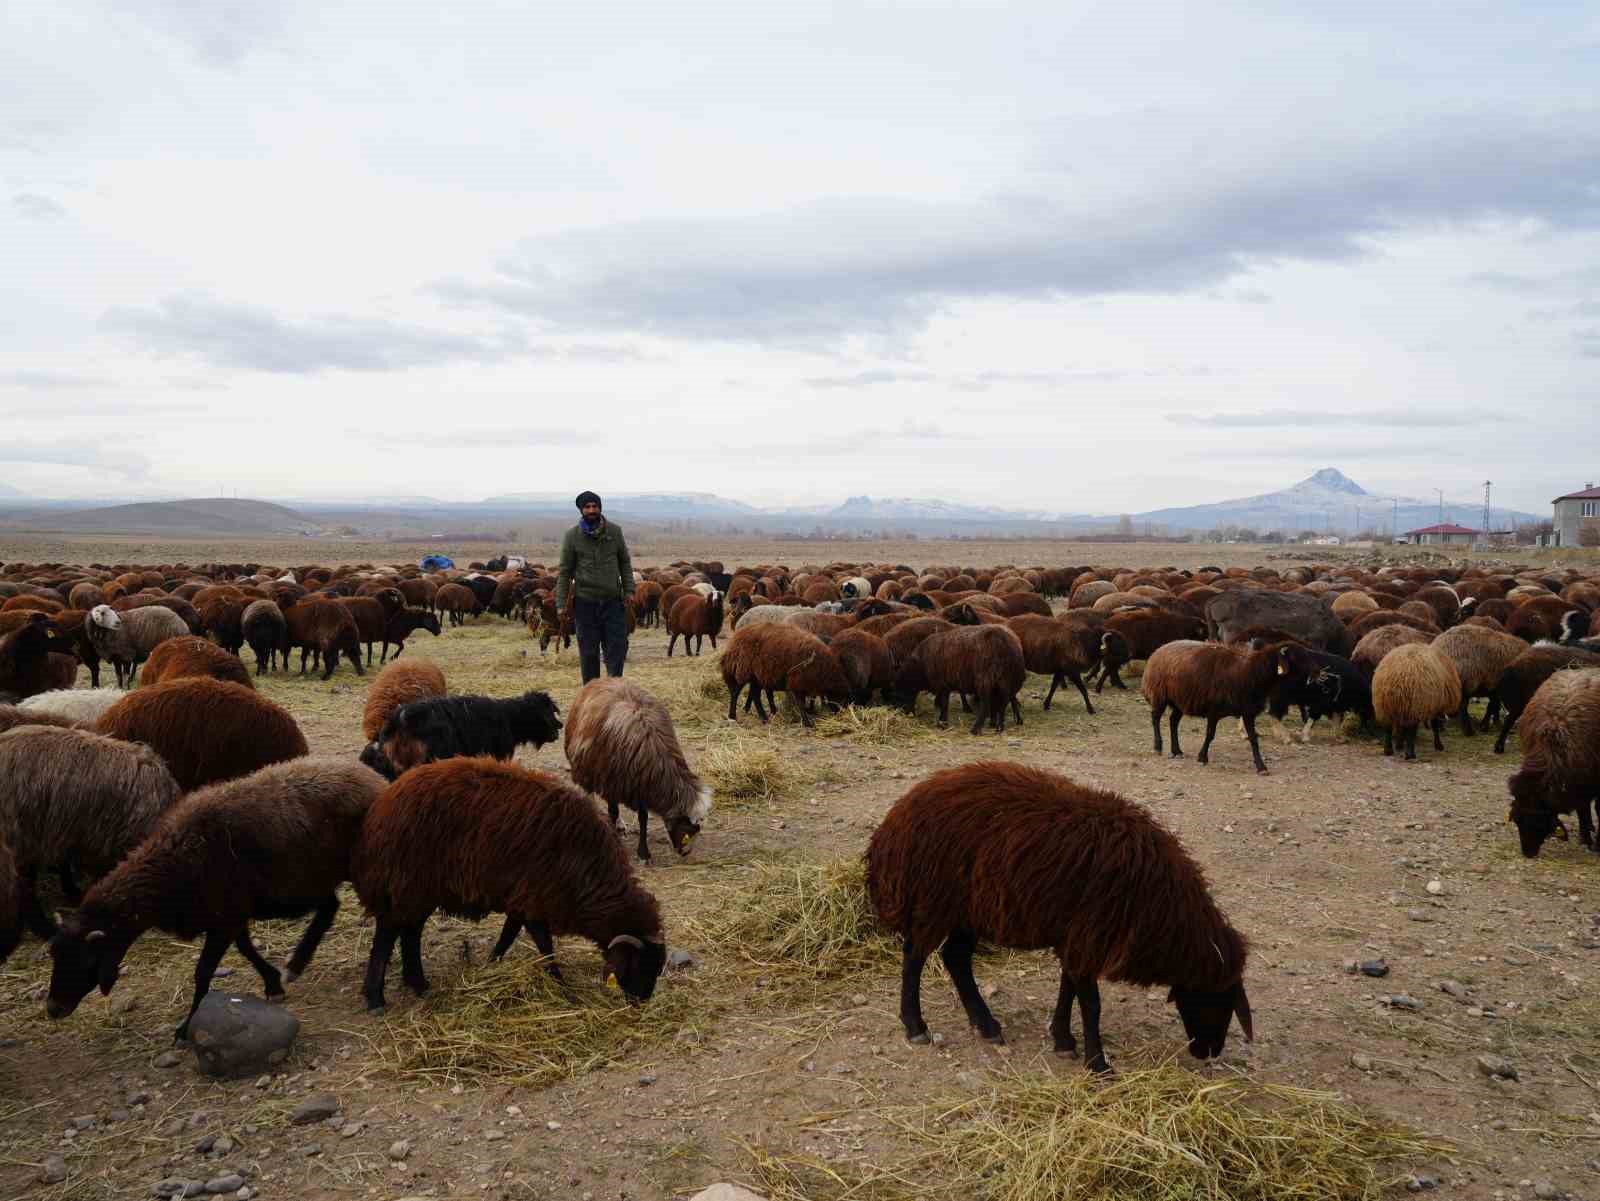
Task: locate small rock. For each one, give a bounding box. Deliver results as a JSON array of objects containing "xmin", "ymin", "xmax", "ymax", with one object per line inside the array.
[
  {"xmin": 237, "ymin": 1190, "xmax": 252, "ymax": 1201},
  {"xmin": 1351, "ymin": 1052, "xmax": 1374, "ymax": 1071},
  {"xmin": 1406, "ymin": 908, "xmax": 1433, "ymax": 923},
  {"xmin": 289, "ymin": 1094, "xmax": 341, "ymax": 1125},
  {"xmin": 1477, "ymin": 1054, "xmax": 1519, "ymax": 1080},
  {"xmin": 151, "ymin": 1180, "xmax": 187, "ymax": 1198},
  {"xmin": 1380, "ymin": 993, "xmax": 1423, "ymax": 1011},
  {"xmin": 203, "ymin": 1174, "xmax": 244, "ymax": 1195},
  {"xmin": 545, "ymin": 1120, "xmax": 562, "ymax": 1131},
  {"xmin": 253, "ymin": 1075, "xmax": 271, "ymax": 1089},
  {"xmin": 187, "ymin": 994, "xmax": 300, "ymax": 1080},
  {"xmin": 195, "ymin": 1135, "xmax": 216, "ymax": 1154},
  {"xmin": 108, "ymin": 1108, "xmax": 130, "ymax": 1123},
  {"xmin": 38, "ymin": 1154, "xmax": 67, "ymax": 1184},
  {"xmin": 157, "ymin": 1118, "xmax": 186, "ymax": 1137},
  {"xmin": 339, "ymin": 1120, "xmax": 364, "ymax": 1139},
  {"xmin": 667, "ymin": 949, "xmax": 695, "ymax": 971},
  {"xmin": 211, "ymin": 1135, "xmax": 234, "ymax": 1156},
  {"xmin": 1343, "ymin": 959, "xmax": 1359, "ymax": 975},
  {"xmin": 1438, "ymin": 980, "xmax": 1469, "ymax": 1000},
  {"xmin": 505, "ymin": 1105, "xmax": 522, "ymax": 1118},
  {"xmin": 127, "ymin": 1089, "xmax": 152, "ymax": 1106},
  {"xmin": 929, "ymin": 1032, "xmax": 945, "ymax": 1046},
  {"xmin": 302, "ymin": 1143, "xmax": 322, "ymax": 1157},
  {"xmin": 637, "ymin": 1074, "xmax": 657, "ymax": 1087},
  {"xmin": 71, "ymin": 1114, "xmax": 97, "ymax": 1130},
  {"xmin": 1405, "ymin": 1174, "xmax": 1440, "ymax": 1192},
  {"xmin": 388, "ymin": 1139, "xmax": 411, "ymax": 1161},
  {"xmin": 484, "ymin": 1129, "xmax": 505, "ymax": 1142},
  {"xmin": 850, "ymin": 993, "xmax": 867, "ymax": 1006},
  {"xmin": 1533, "ymin": 1183, "xmax": 1560, "ymax": 1200},
  {"xmin": 1425, "ymin": 879, "xmax": 1444, "ymax": 895},
  {"xmin": 153, "ymin": 1051, "xmax": 182, "ymax": 1069},
  {"xmin": 689, "ymin": 1186, "xmax": 769, "ymax": 1201},
  {"xmin": 1360, "ymin": 959, "xmax": 1389, "ymax": 978},
  {"xmin": 111, "ymin": 993, "xmax": 140, "ymax": 1015}
]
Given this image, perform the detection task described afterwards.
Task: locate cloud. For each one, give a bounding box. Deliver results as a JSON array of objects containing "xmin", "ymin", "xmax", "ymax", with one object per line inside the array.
[
  {"xmin": 1575, "ymin": 328, "xmax": 1600, "ymax": 358},
  {"xmin": 366, "ymin": 427, "xmax": 600, "ymax": 449},
  {"xmin": 1167, "ymin": 409, "xmax": 1507, "ymax": 429},
  {"xmin": 804, "ymin": 369, "xmax": 937, "ymax": 389},
  {"xmin": 12, "ymin": 193, "xmax": 65, "ymax": 220},
  {"xmin": 102, "ymin": 295, "xmax": 516, "ymax": 374},
  {"xmin": 753, "ymin": 418, "xmax": 969, "ymax": 458},
  {"xmin": 0, "ymin": 370, "xmax": 102, "ymax": 390},
  {"xmin": 438, "ymin": 113, "xmax": 1600, "ymax": 345},
  {"xmin": 124, "ymin": 0, "xmax": 288, "ymax": 66},
  {"xmin": 0, "ymin": 438, "xmax": 152, "ymax": 479}
]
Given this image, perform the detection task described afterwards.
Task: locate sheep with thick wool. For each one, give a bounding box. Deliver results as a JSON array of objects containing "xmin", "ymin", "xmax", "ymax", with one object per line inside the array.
[
  {"xmin": 17, "ymin": 687, "xmax": 122, "ymax": 726},
  {"xmin": 1430, "ymin": 623, "xmax": 1528, "ymax": 735},
  {"xmin": 1492, "ymin": 643, "xmax": 1600, "ymax": 754},
  {"xmin": 1506, "ymin": 668, "xmax": 1600, "ymax": 856},
  {"xmin": 894, "ymin": 624, "xmax": 1027, "ymax": 735},
  {"xmin": 720, "ymin": 623, "xmax": 851, "ymax": 726},
  {"xmin": 376, "ymin": 689, "xmax": 562, "ymax": 776},
  {"xmin": 1371, "ymin": 642, "xmax": 1462, "ymax": 760},
  {"xmin": 350, "ymin": 758, "xmax": 668, "ymax": 1011},
  {"xmin": 139, "ymin": 635, "xmax": 254, "ymax": 689},
  {"xmin": 866, "ymin": 761, "xmax": 1252, "ymax": 1072},
  {"xmin": 1141, "ymin": 640, "xmax": 1279, "ymax": 774},
  {"xmin": 46, "ymin": 757, "xmax": 385, "ymax": 1038},
  {"xmin": 565, "ymin": 678, "xmax": 712, "ymax": 861},
  {"xmin": 87, "ymin": 603, "xmax": 188, "ymax": 687}
]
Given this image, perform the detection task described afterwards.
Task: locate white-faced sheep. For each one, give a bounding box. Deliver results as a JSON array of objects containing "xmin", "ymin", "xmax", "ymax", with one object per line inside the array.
[
  {"xmin": 86, "ymin": 603, "xmax": 189, "ymax": 687},
  {"xmin": 1371, "ymin": 642, "xmax": 1462, "ymax": 760}
]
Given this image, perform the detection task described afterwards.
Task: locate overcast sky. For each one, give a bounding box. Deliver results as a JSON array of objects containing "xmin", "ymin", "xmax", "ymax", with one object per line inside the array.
[{"xmin": 3, "ymin": 2, "xmax": 1597, "ymax": 514}]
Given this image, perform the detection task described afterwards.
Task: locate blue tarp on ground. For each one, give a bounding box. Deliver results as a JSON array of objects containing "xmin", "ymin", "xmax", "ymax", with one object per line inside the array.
[{"xmin": 419, "ymin": 554, "xmax": 455, "ymax": 571}]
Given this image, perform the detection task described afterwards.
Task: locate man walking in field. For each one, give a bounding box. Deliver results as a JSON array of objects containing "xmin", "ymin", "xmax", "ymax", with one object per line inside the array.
[{"xmin": 557, "ymin": 490, "xmax": 633, "ymax": 683}]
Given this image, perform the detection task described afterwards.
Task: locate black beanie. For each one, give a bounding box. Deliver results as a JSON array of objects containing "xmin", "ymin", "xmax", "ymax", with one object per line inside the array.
[{"xmin": 575, "ymin": 491, "xmax": 602, "ymax": 510}]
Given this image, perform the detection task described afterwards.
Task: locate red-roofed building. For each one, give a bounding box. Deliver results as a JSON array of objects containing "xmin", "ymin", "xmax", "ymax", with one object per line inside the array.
[
  {"xmin": 1403, "ymin": 522, "xmax": 1480, "ymax": 546},
  {"xmin": 1553, "ymin": 483, "xmax": 1600, "ymax": 547}
]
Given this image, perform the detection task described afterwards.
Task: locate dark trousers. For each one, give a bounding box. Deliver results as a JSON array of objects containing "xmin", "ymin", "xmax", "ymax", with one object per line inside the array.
[{"xmin": 574, "ymin": 597, "xmax": 628, "ymax": 683}]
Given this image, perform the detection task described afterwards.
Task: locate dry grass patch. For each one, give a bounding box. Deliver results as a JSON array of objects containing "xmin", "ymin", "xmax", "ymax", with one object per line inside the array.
[
  {"xmin": 365, "ymin": 949, "xmax": 710, "ymax": 1087},
  {"xmin": 812, "ymin": 705, "xmax": 935, "ymax": 745},
  {"xmin": 699, "ymin": 735, "xmax": 796, "ymax": 807},
  {"xmin": 747, "ymin": 1063, "xmax": 1450, "ymax": 1201}
]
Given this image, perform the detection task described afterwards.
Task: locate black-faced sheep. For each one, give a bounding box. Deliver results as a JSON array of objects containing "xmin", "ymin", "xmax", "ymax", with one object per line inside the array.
[
  {"xmin": 381, "ymin": 606, "xmax": 441, "ymax": 662},
  {"xmin": 95, "ymin": 678, "xmax": 309, "ymax": 791},
  {"xmin": 1141, "ymin": 640, "xmax": 1278, "ymax": 773},
  {"xmin": 139, "ymin": 635, "xmax": 254, "ymax": 689},
  {"xmin": 1095, "ymin": 608, "xmax": 1209, "ymax": 691},
  {"xmin": 1267, "ymin": 644, "xmax": 1373, "ymax": 743},
  {"xmin": 894, "ymin": 624, "xmax": 1027, "ymax": 735},
  {"xmin": 0, "ymin": 725, "xmax": 181, "ymax": 952},
  {"xmin": 1371, "ymin": 642, "xmax": 1461, "ymax": 760},
  {"xmin": 1506, "ymin": 668, "xmax": 1600, "ymax": 856},
  {"xmin": 376, "ymin": 690, "xmax": 562, "ymax": 775},
  {"xmin": 87, "ymin": 603, "xmax": 189, "ymax": 687},
  {"xmin": 866, "ymin": 761, "xmax": 1252, "ymax": 1071},
  {"xmin": 350, "ymin": 757, "xmax": 667, "ymax": 1011},
  {"xmin": 0, "ymin": 615, "xmax": 79, "ymax": 700},
  {"xmin": 46, "ymin": 757, "xmax": 385, "ymax": 1038},
  {"xmin": 362, "ymin": 659, "xmax": 448, "ymax": 742},
  {"xmin": 565, "ymin": 678, "xmax": 712, "ymax": 861}
]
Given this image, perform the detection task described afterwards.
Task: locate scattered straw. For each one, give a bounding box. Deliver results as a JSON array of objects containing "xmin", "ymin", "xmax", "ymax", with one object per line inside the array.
[
  {"xmin": 685, "ymin": 857, "xmax": 895, "ymax": 992},
  {"xmin": 747, "ymin": 1062, "xmax": 1450, "ymax": 1201},
  {"xmin": 367, "ymin": 950, "xmax": 708, "ymax": 1086},
  {"xmin": 813, "ymin": 705, "xmax": 935, "ymax": 745},
  {"xmin": 699, "ymin": 736, "xmax": 796, "ymax": 806}
]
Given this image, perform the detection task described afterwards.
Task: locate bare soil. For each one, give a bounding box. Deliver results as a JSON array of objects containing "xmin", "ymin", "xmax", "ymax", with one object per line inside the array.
[{"xmin": 3, "ymin": 537, "xmax": 1598, "ymax": 1201}]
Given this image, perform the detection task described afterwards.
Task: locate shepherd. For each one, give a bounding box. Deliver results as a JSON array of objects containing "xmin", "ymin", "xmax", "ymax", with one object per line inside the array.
[{"xmin": 557, "ymin": 490, "xmax": 634, "ymax": 684}]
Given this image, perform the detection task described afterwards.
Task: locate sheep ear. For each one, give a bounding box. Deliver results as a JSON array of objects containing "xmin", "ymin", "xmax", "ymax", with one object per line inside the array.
[
  {"xmin": 85, "ymin": 929, "xmax": 106, "ymax": 943},
  {"xmin": 607, "ymin": 934, "xmax": 644, "ymax": 952},
  {"xmin": 1233, "ymin": 983, "xmax": 1254, "ymax": 1042}
]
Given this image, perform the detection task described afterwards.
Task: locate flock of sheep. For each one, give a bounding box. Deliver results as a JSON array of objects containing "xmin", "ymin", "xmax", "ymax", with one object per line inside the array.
[{"xmin": 1, "ymin": 552, "xmax": 1598, "ymax": 1072}]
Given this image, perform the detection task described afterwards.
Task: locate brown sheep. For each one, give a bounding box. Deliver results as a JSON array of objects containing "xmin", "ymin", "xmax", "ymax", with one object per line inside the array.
[
  {"xmin": 350, "ymin": 757, "xmax": 667, "ymax": 1011},
  {"xmin": 1506, "ymin": 668, "xmax": 1600, "ymax": 855},
  {"xmin": 139, "ymin": 636, "xmax": 254, "ymax": 689},
  {"xmin": 829, "ymin": 628, "xmax": 895, "ymax": 705},
  {"xmin": 336, "ymin": 596, "xmax": 390, "ymax": 665},
  {"xmin": 241, "ymin": 598, "xmax": 288, "ymax": 674},
  {"xmin": 1005, "ymin": 614, "xmax": 1121, "ymax": 714},
  {"xmin": 666, "ymin": 592, "xmax": 725, "ymax": 657},
  {"xmin": 284, "ymin": 598, "xmax": 364, "ymax": 679},
  {"xmin": 1492, "ymin": 644, "xmax": 1600, "ymax": 754},
  {"xmin": 96, "ymin": 678, "xmax": 309, "ymax": 791},
  {"xmin": 1429, "ymin": 623, "xmax": 1528, "ymax": 735},
  {"xmin": 866, "ymin": 761, "xmax": 1251, "ymax": 1071},
  {"xmin": 565, "ymin": 678, "xmax": 712, "ymax": 860},
  {"xmin": 894, "ymin": 624, "xmax": 1027, "ymax": 735},
  {"xmin": 363, "ymin": 659, "xmax": 448, "ymax": 741},
  {"xmin": 0, "ymin": 834, "xmax": 17, "ymax": 966},
  {"xmin": 1507, "ymin": 595, "xmax": 1583, "ymax": 643},
  {"xmin": 1096, "ymin": 607, "xmax": 1209, "ymax": 691},
  {"xmin": 46, "ymin": 758, "xmax": 385, "ymax": 1039},
  {"xmin": 0, "ymin": 704, "xmax": 80, "ymax": 735},
  {"xmin": 0, "ymin": 614, "xmax": 79, "ymax": 700},
  {"xmin": 1371, "ymin": 643, "xmax": 1461, "ymax": 760},
  {"xmin": 435, "ymin": 581, "xmax": 482, "ymax": 627},
  {"xmin": 720, "ymin": 623, "xmax": 851, "ymax": 726},
  {"xmin": 1350, "ymin": 623, "xmax": 1431, "ymax": 676},
  {"xmin": 1141, "ymin": 641, "xmax": 1279, "ymax": 773}
]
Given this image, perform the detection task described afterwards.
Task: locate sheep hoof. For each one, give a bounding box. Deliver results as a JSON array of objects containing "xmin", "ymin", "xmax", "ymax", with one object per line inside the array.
[
  {"xmin": 1255, "ymin": 765, "xmax": 1269, "ymax": 775},
  {"xmin": 266, "ymin": 990, "xmax": 287, "ymax": 1004},
  {"xmin": 1168, "ymin": 750, "xmax": 1184, "ymax": 759},
  {"xmin": 906, "ymin": 1030, "xmax": 931, "ymax": 1045},
  {"xmin": 1086, "ymin": 1056, "xmax": 1113, "ymax": 1076},
  {"xmin": 978, "ymin": 1028, "xmax": 1006, "ymax": 1045},
  {"xmin": 283, "ymin": 967, "xmax": 301, "ymax": 984},
  {"xmin": 367, "ymin": 1004, "xmax": 387, "ymax": 1016}
]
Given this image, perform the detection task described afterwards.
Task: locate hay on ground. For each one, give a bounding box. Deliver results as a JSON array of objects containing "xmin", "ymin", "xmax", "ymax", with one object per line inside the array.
[
  {"xmin": 812, "ymin": 705, "xmax": 935, "ymax": 744},
  {"xmin": 699, "ymin": 736, "xmax": 796, "ymax": 806}
]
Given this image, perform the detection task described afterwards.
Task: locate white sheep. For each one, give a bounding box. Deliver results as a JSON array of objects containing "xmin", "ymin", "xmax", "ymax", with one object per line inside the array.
[
  {"xmin": 18, "ymin": 688, "xmax": 124, "ymax": 726},
  {"xmin": 86, "ymin": 604, "xmax": 189, "ymax": 688}
]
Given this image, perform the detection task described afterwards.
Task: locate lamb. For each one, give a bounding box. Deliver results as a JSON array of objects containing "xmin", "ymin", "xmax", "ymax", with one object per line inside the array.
[
  {"xmin": 139, "ymin": 635, "xmax": 254, "ymax": 689},
  {"xmin": 1268, "ymin": 644, "xmax": 1373, "ymax": 743},
  {"xmin": 1429, "ymin": 623, "xmax": 1528, "ymax": 735},
  {"xmin": 565, "ymin": 678, "xmax": 712, "ymax": 861},
  {"xmin": 1141, "ymin": 640, "xmax": 1278, "ymax": 773},
  {"xmin": 240, "ymin": 598, "xmax": 288, "ymax": 674},
  {"xmin": 363, "ymin": 659, "xmax": 448, "ymax": 741},
  {"xmin": 284, "ymin": 597, "xmax": 364, "ymax": 679},
  {"xmin": 380, "ymin": 606, "xmax": 441, "ymax": 662},
  {"xmin": 1005, "ymin": 614, "xmax": 1105, "ymax": 714},
  {"xmin": 350, "ymin": 757, "xmax": 668, "ymax": 1011},
  {"xmin": 719, "ymin": 624, "xmax": 851, "ymax": 726},
  {"xmin": 865, "ymin": 761, "xmax": 1252, "ymax": 1071},
  {"xmin": 46, "ymin": 757, "xmax": 386, "ymax": 1038},
  {"xmin": 0, "ymin": 614, "xmax": 80, "ymax": 700},
  {"xmin": 665, "ymin": 591, "xmax": 725, "ymax": 657},
  {"xmin": 1505, "ymin": 668, "xmax": 1600, "ymax": 856},
  {"xmin": 894, "ymin": 624, "xmax": 1027, "ymax": 735},
  {"xmin": 1491, "ymin": 644, "xmax": 1600, "ymax": 753},
  {"xmin": 18, "ymin": 687, "xmax": 126, "ymax": 727},
  {"xmin": 376, "ymin": 690, "xmax": 562, "ymax": 775},
  {"xmin": 87, "ymin": 603, "xmax": 189, "ymax": 687},
  {"xmin": 1371, "ymin": 642, "xmax": 1462, "ymax": 760},
  {"xmin": 96, "ymin": 678, "xmax": 309, "ymax": 791}
]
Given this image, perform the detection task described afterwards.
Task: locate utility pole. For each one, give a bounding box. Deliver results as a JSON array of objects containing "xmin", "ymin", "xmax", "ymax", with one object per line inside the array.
[
  {"xmin": 1392, "ymin": 496, "xmax": 1399, "ymax": 540},
  {"xmin": 1482, "ymin": 480, "xmax": 1492, "ymax": 536},
  {"xmin": 1436, "ymin": 488, "xmax": 1445, "ymax": 526}
]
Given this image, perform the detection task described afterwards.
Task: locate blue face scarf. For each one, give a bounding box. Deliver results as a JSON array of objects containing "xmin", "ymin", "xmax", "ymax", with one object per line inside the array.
[{"xmin": 581, "ymin": 514, "xmax": 604, "ymax": 536}]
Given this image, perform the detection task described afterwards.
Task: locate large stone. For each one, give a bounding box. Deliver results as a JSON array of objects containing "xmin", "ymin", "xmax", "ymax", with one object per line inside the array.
[
  {"xmin": 186, "ymin": 993, "xmax": 299, "ymax": 1080},
  {"xmin": 290, "ymin": 1094, "xmax": 341, "ymax": 1125},
  {"xmin": 689, "ymin": 1187, "xmax": 768, "ymax": 1201}
]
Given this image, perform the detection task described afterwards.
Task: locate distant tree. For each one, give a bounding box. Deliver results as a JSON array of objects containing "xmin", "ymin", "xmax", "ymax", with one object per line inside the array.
[
  {"xmin": 1581, "ymin": 526, "xmax": 1600, "ymax": 548},
  {"xmin": 1519, "ymin": 519, "xmax": 1555, "ymax": 545},
  {"xmin": 1117, "ymin": 514, "xmax": 1134, "ymax": 536}
]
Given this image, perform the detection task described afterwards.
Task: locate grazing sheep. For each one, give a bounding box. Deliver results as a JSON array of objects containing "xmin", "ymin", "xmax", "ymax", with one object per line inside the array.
[
  {"xmin": 336, "ymin": 596, "xmax": 390, "ymax": 665},
  {"xmin": 720, "ymin": 624, "xmax": 851, "ymax": 726},
  {"xmin": 139, "ymin": 636, "xmax": 253, "ymax": 689},
  {"xmin": 895, "ymin": 624, "xmax": 1027, "ymax": 735},
  {"xmin": 1141, "ymin": 641, "xmax": 1278, "ymax": 773},
  {"xmin": 666, "ymin": 591, "xmax": 725, "ymax": 657},
  {"xmin": 350, "ymin": 757, "xmax": 667, "ymax": 1011},
  {"xmin": 1205, "ymin": 590, "xmax": 1343, "ymax": 650},
  {"xmin": 377, "ymin": 690, "xmax": 562, "ymax": 775},
  {"xmin": 1350, "ymin": 623, "xmax": 1431, "ymax": 676},
  {"xmin": 731, "ymin": 604, "xmax": 807, "ymax": 631},
  {"xmin": 1412, "ymin": 585, "xmax": 1462, "ymax": 629},
  {"xmin": 435, "ymin": 581, "xmax": 482, "ymax": 627},
  {"xmin": 1492, "ymin": 644, "xmax": 1600, "ymax": 753},
  {"xmin": 363, "ymin": 659, "xmax": 448, "ymax": 741},
  {"xmin": 1430, "ymin": 623, "xmax": 1528, "ymax": 735},
  {"xmin": 381, "ymin": 606, "xmax": 441, "ymax": 662},
  {"xmin": 565, "ymin": 678, "xmax": 712, "ymax": 861},
  {"xmin": 18, "ymin": 687, "xmax": 124, "ymax": 726},
  {"xmin": 1506, "ymin": 668, "xmax": 1600, "ymax": 856},
  {"xmin": 1006, "ymin": 614, "xmax": 1105, "ymax": 714},
  {"xmin": 1095, "ymin": 608, "xmax": 1209, "ymax": 691},
  {"xmin": 284, "ymin": 598, "xmax": 364, "ymax": 679},
  {"xmin": 1268, "ymin": 644, "xmax": 1373, "ymax": 743},
  {"xmin": 866, "ymin": 761, "xmax": 1252, "ymax": 1071},
  {"xmin": 46, "ymin": 758, "xmax": 386, "ymax": 1038},
  {"xmin": 0, "ymin": 725, "xmax": 181, "ymax": 949},
  {"xmin": 1344, "ymin": 609, "xmax": 1441, "ymax": 650},
  {"xmin": 0, "ymin": 615, "xmax": 80, "ymax": 700},
  {"xmin": 829, "ymin": 628, "xmax": 895, "ymax": 705},
  {"xmin": 96, "ymin": 678, "xmax": 308, "ymax": 791},
  {"xmin": 87, "ymin": 603, "xmax": 189, "ymax": 687},
  {"xmin": 1506, "ymin": 595, "xmax": 1576, "ymax": 643},
  {"xmin": 1371, "ymin": 643, "xmax": 1462, "ymax": 760},
  {"xmin": 240, "ymin": 598, "xmax": 288, "ymax": 674}
]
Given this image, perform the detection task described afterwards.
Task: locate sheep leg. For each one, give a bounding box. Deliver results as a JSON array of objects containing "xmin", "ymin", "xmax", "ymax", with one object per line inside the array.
[
  {"xmin": 1067, "ymin": 669, "xmax": 1094, "ymax": 714},
  {"xmin": 792, "ymin": 690, "xmax": 815, "ymax": 729},
  {"xmin": 1049, "ymin": 967, "xmax": 1078, "ymax": 1056},
  {"xmin": 1009, "ymin": 693, "xmax": 1023, "ymax": 726},
  {"xmin": 667, "ymin": 633, "xmax": 677, "ymax": 657},
  {"xmin": 1075, "ymin": 979, "xmax": 1110, "ymax": 1074},
  {"xmin": 1044, "ymin": 672, "xmax": 1061, "ymax": 710},
  {"xmin": 899, "ymin": 942, "xmax": 932, "ymax": 1044},
  {"xmin": 752, "ymin": 686, "xmax": 770, "ymax": 723},
  {"xmin": 233, "ymin": 928, "xmax": 285, "ymax": 1000},
  {"xmin": 939, "ymin": 929, "xmax": 1002, "ymax": 1043},
  {"xmin": 1483, "ymin": 695, "xmax": 1502, "ymax": 726},
  {"xmin": 1431, "ymin": 716, "xmax": 1445, "ymax": 751},
  {"xmin": 177, "ymin": 930, "xmax": 232, "ymax": 1041},
  {"xmin": 634, "ymin": 803, "xmax": 651, "ymax": 861},
  {"xmin": 363, "ymin": 918, "xmax": 402, "ymax": 1012},
  {"xmin": 1242, "ymin": 713, "xmax": 1268, "ymax": 774},
  {"xmin": 1168, "ymin": 708, "xmax": 1184, "ymax": 758},
  {"xmin": 1383, "ymin": 726, "xmax": 1395, "ymax": 756},
  {"xmin": 18, "ymin": 874, "xmax": 57, "ymax": 939},
  {"xmin": 527, "ymin": 918, "xmax": 562, "ymax": 977},
  {"xmin": 726, "ymin": 683, "xmax": 742, "ymax": 721},
  {"xmin": 284, "ymin": 895, "xmax": 340, "ymax": 982},
  {"xmin": 399, "ymin": 924, "xmax": 429, "ymax": 996},
  {"xmin": 1403, "ymin": 724, "xmax": 1418, "ymax": 760},
  {"xmin": 1494, "ymin": 708, "xmax": 1516, "ymax": 754},
  {"xmin": 1149, "ymin": 701, "xmax": 1166, "ymax": 753},
  {"xmin": 489, "ymin": 915, "xmax": 523, "ymax": 960},
  {"xmin": 968, "ymin": 693, "xmax": 989, "ymax": 735},
  {"xmin": 57, "ymin": 861, "xmax": 83, "ymax": 904},
  {"xmin": 1458, "ymin": 697, "xmax": 1475, "ymax": 736},
  {"xmin": 1579, "ymin": 800, "xmax": 1596, "ymax": 850},
  {"xmin": 1196, "ymin": 717, "xmax": 1220, "ymax": 766}
]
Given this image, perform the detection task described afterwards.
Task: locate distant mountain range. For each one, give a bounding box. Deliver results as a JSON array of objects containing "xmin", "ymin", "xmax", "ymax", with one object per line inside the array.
[{"xmin": 0, "ymin": 470, "xmax": 1544, "ymax": 539}]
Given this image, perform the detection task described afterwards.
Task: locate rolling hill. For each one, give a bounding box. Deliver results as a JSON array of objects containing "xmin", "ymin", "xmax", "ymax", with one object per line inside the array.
[{"xmin": 7, "ymin": 498, "xmax": 322, "ymax": 536}]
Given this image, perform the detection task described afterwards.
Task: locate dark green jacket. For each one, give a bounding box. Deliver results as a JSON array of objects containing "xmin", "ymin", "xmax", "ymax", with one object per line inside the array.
[{"xmin": 556, "ymin": 519, "xmax": 633, "ymax": 609}]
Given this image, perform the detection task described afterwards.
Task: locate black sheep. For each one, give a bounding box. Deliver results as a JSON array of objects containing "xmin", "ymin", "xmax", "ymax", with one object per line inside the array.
[
  {"xmin": 1268, "ymin": 643, "xmax": 1374, "ymax": 742},
  {"xmin": 378, "ymin": 690, "xmax": 562, "ymax": 775}
]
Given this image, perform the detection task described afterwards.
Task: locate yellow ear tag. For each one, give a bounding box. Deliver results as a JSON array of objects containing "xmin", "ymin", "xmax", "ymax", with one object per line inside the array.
[
  {"xmin": 1556, "ymin": 823, "xmax": 1569, "ymax": 841},
  {"xmin": 1505, "ymin": 810, "xmax": 1512, "ymax": 823},
  {"xmin": 606, "ymin": 973, "xmax": 620, "ymax": 990}
]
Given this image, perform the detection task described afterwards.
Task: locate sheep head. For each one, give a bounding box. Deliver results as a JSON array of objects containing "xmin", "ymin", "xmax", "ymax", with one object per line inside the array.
[
  {"xmin": 47, "ymin": 915, "xmax": 134, "ymax": 1019},
  {"xmin": 1168, "ymin": 980, "xmax": 1253, "ymax": 1059},
  {"xmin": 603, "ymin": 933, "xmax": 667, "ymax": 1002}
]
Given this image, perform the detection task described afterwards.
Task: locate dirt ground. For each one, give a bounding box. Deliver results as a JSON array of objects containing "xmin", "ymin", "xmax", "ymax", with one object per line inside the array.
[{"xmin": 3, "ymin": 536, "xmax": 1599, "ymax": 1201}]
